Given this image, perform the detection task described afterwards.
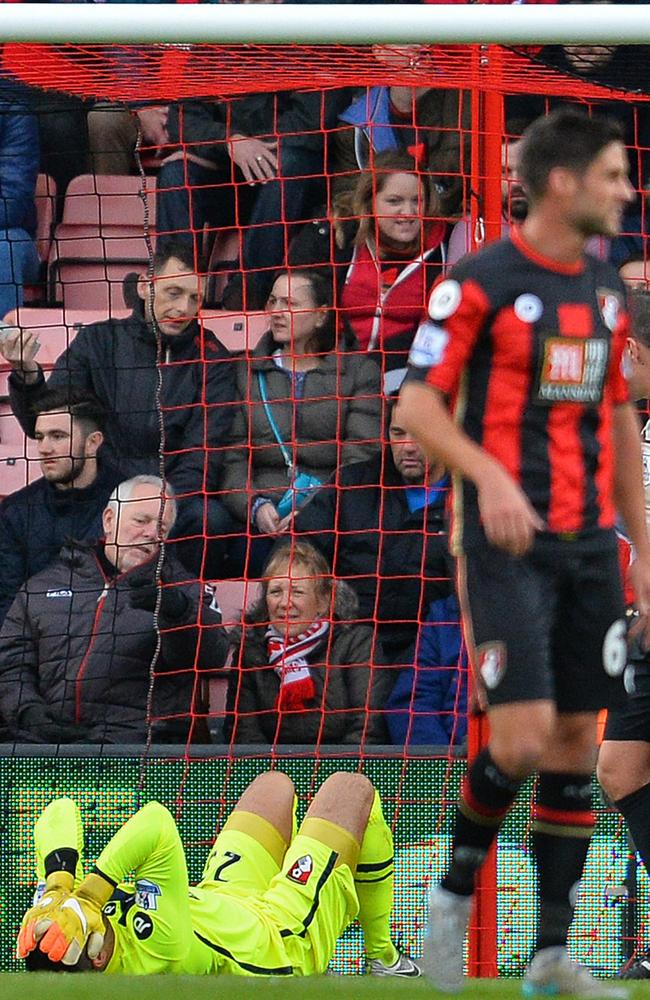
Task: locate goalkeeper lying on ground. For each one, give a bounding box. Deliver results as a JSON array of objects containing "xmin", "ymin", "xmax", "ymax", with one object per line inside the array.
[{"xmin": 17, "ymin": 770, "xmax": 419, "ymax": 978}]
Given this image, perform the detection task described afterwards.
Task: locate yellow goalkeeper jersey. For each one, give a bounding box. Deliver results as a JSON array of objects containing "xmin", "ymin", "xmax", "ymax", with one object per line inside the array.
[{"xmin": 33, "ymin": 798, "xmax": 356, "ymax": 977}]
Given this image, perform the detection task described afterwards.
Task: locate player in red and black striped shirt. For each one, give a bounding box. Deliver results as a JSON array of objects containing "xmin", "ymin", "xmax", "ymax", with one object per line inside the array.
[{"xmin": 400, "ymin": 109, "xmax": 650, "ymax": 997}]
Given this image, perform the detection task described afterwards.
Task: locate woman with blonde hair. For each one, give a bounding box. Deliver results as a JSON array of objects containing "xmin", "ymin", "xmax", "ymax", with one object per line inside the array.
[{"xmin": 225, "ymin": 540, "xmax": 390, "ymax": 745}]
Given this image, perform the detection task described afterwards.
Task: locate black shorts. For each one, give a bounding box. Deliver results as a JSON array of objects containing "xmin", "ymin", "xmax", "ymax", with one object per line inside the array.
[
  {"xmin": 458, "ymin": 535, "xmax": 627, "ymax": 713},
  {"xmin": 604, "ymin": 658, "xmax": 650, "ymax": 742}
]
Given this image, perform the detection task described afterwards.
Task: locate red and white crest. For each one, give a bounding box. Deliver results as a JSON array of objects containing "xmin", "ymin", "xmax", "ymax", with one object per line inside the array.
[
  {"xmin": 478, "ymin": 643, "xmax": 507, "ymax": 690},
  {"xmin": 287, "ymin": 854, "xmax": 313, "ymax": 885},
  {"xmin": 596, "ymin": 289, "xmax": 620, "ymax": 332}
]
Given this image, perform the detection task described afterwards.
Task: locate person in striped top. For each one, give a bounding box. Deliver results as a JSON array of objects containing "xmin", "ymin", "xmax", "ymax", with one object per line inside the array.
[{"xmin": 400, "ymin": 108, "xmax": 650, "ymax": 998}]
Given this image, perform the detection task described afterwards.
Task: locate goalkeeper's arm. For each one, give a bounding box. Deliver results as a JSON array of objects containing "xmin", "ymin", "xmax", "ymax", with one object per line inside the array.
[
  {"xmin": 20, "ymin": 801, "xmax": 184, "ymax": 966},
  {"xmin": 18, "ymin": 797, "xmax": 88, "ymax": 960}
]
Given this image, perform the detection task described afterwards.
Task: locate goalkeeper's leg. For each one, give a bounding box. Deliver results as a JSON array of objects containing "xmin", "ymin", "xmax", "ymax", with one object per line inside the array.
[
  {"xmin": 200, "ymin": 771, "xmax": 296, "ymax": 892},
  {"xmin": 354, "ymin": 789, "xmax": 399, "ymax": 967}
]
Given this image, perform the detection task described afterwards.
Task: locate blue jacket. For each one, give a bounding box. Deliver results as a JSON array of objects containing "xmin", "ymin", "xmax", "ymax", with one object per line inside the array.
[
  {"xmin": 339, "ymin": 86, "xmax": 402, "ymax": 158},
  {"xmin": 0, "ymin": 102, "xmax": 38, "ymax": 234},
  {"xmin": 385, "ymin": 594, "xmax": 468, "ymax": 747}
]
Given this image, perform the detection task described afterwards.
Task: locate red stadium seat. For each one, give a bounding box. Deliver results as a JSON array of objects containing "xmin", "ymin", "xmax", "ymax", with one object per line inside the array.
[
  {"xmin": 214, "ymin": 579, "xmax": 260, "ymax": 630},
  {"xmin": 48, "ymin": 174, "xmax": 156, "ymax": 310},
  {"xmin": 58, "ymin": 174, "xmax": 156, "ymax": 229},
  {"xmin": 1, "ymin": 307, "xmax": 129, "ymax": 368},
  {"xmin": 201, "ymin": 311, "xmax": 267, "ymax": 354}
]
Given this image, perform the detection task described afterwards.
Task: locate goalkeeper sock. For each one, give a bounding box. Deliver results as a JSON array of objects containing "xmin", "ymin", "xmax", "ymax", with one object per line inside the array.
[{"xmin": 355, "ymin": 790, "xmax": 397, "ymax": 966}]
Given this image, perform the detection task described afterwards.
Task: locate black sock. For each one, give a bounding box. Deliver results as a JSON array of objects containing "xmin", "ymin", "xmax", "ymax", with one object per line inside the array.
[
  {"xmin": 532, "ymin": 772, "xmax": 594, "ymax": 953},
  {"xmin": 441, "ymin": 748, "xmax": 523, "ymax": 897},
  {"xmin": 615, "ymin": 782, "xmax": 650, "ymax": 877}
]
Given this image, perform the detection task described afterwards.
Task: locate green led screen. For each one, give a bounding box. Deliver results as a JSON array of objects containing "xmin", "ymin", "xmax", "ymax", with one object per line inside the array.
[{"xmin": 0, "ymin": 753, "xmax": 639, "ymax": 977}]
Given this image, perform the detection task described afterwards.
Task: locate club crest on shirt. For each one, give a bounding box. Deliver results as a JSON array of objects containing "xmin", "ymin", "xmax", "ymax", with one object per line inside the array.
[
  {"xmin": 135, "ymin": 879, "xmax": 162, "ymax": 911},
  {"xmin": 478, "ymin": 642, "xmax": 507, "ymax": 690},
  {"xmin": 596, "ymin": 288, "xmax": 621, "ymax": 332},
  {"xmin": 287, "ymin": 854, "xmax": 313, "ymax": 885},
  {"xmin": 428, "ymin": 279, "xmax": 461, "ymax": 321}
]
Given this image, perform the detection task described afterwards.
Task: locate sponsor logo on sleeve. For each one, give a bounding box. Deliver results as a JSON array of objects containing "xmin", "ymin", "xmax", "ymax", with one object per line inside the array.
[
  {"xmin": 286, "ymin": 855, "xmax": 313, "ymax": 885},
  {"xmin": 428, "ymin": 279, "xmax": 461, "ymax": 321},
  {"xmin": 408, "ymin": 321, "xmax": 449, "ymax": 369},
  {"xmin": 135, "ymin": 879, "xmax": 162, "ymax": 912},
  {"xmin": 32, "ymin": 881, "xmax": 46, "ymax": 906}
]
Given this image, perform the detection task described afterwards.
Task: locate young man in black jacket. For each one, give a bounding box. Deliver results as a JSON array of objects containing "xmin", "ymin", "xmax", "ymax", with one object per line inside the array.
[{"xmin": 0, "ymin": 386, "xmax": 120, "ymax": 627}]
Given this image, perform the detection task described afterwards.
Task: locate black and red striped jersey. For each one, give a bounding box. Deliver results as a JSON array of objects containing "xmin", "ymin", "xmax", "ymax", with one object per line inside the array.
[{"xmin": 407, "ymin": 227, "xmax": 630, "ymax": 552}]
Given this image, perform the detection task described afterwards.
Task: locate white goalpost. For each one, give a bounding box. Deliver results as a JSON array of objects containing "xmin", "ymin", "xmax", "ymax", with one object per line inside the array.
[{"xmin": 0, "ymin": 3, "xmax": 648, "ymax": 46}]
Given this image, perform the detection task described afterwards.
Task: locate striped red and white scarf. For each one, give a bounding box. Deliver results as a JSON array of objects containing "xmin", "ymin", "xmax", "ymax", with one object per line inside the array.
[{"xmin": 266, "ymin": 618, "xmax": 330, "ymax": 711}]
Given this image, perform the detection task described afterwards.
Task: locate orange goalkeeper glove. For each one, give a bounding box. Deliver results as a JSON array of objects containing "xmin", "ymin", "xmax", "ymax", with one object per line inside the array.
[
  {"xmin": 35, "ymin": 872, "xmax": 113, "ymax": 965},
  {"xmin": 17, "ymin": 870, "xmax": 75, "ymax": 959}
]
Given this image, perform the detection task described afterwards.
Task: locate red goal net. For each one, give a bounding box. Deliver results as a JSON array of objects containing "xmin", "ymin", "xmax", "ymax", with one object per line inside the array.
[{"xmin": 1, "ymin": 37, "xmax": 649, "ymax": 980}]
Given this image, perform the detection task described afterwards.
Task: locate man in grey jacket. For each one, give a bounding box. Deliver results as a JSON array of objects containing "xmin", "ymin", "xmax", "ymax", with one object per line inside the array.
[{"xmin": 0, "ymin": 475, "xmax": 228, "ymax": 745}]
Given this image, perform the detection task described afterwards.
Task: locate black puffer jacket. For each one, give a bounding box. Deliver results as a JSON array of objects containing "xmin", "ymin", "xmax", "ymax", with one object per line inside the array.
[
  {"xmin": 0, "ymin": 460, "xmax": 121, "ymax": 627},
  {"xmin": 0, "ymin": 544, "xmax": 229, "ymax": 743},
  {"xmin": 224, "ymin": 580, "xmax": 391, "ymax": 746},
  {"xmin": 9, "ymin": 302, "xmax": 236, "ymax": 495},
  {"xmin": 292, "ymin": 452, "xmax": 452, "ymax": 664}
]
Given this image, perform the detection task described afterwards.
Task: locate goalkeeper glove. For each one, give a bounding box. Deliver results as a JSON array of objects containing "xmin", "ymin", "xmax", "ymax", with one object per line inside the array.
[
  {"xmin": 36, "ymin": 872, "xmax": 113, "ymax": 965},
  {"xmin": 17, "ymin": 870, "xmax": 75, "ymax": 959}
]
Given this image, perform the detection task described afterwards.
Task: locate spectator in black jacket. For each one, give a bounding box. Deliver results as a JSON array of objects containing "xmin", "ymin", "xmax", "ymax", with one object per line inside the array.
[
  {"xmin": 0, "ymin": 475, "xmax": 229, "ymax": 745},
  {"xmin": 0, "ymin": 241, "xmax": 237, "ymax": 577},
  {"xmin": 0, "ymin": 386, "xmax": 120, "ymax": 627},
  {"xmin": 291, "ymin": 393, "xmax": 452, "ymax": 666},
  {"xmin": 157, "ymin": 88, "xmax": 351, "ymax": 310}
]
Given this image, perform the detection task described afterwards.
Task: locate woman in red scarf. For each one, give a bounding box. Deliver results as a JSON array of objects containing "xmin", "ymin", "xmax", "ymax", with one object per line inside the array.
[
  {"xmin": 289, "ymin": 150, "xmax": 446, "ymax": 389},
  {"xmin": 225, "ymin": 540, "xmax": 390, "ymax": 746}
]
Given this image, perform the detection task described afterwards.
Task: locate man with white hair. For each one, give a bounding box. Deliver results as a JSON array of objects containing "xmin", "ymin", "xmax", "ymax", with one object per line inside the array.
[{"xmin": 0, "ymin": 475, "xmax": 228, "ymax": 745}]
